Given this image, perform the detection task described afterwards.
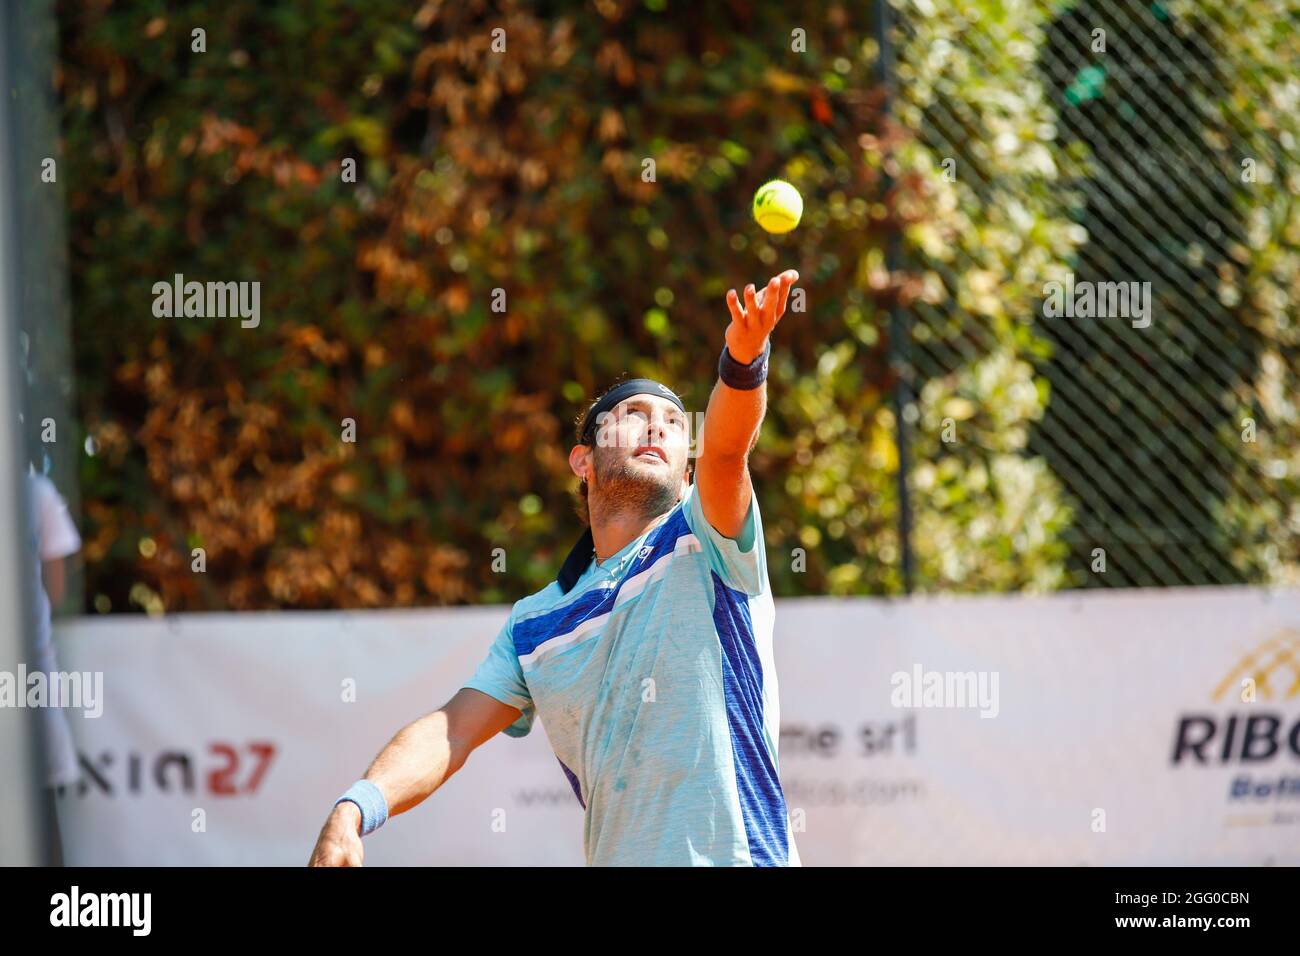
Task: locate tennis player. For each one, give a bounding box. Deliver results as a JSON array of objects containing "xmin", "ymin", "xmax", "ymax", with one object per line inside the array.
[{"xmin": 309, "ymin": 269, "xmax": 801, "ymax": 866}]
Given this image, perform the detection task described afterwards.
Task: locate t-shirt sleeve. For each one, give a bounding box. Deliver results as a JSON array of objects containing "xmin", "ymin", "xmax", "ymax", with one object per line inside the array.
[
  {"xmin": 461, "ymin": 618, "xmax": 535, "ymax": 738},
  {"xmin": 681, "ymin": 477, "xmax": 768, "ymax": 597},
  {"xmin": 32, "ymin": 475, "xmax": 80, "ymax": 561}
]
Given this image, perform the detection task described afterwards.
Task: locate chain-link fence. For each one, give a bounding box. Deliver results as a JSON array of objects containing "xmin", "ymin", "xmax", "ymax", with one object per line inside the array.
[{"xmin": 891, "ymin": 0, "xmax": 1298, "ymax": 589}]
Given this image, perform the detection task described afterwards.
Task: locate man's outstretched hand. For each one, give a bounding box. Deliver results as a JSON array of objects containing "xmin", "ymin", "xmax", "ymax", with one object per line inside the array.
[
  {"xmin": 308, "ymin": 802, "xmax": 365, "ymax": 867},
  {"xmin": 724, "ymin": 269, "xmax": 799, "ymax": 364}
]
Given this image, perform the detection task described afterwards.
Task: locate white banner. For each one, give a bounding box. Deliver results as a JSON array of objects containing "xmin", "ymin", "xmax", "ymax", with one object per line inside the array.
[{"xmin": 51, "ymin": 587, "xmax": 1300, "ymax": 865}]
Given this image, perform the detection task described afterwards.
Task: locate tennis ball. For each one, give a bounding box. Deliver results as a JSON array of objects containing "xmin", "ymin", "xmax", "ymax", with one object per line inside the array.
[{"xmin": 752, "ymin": 179, "xmax": 803, "ymax": 234}]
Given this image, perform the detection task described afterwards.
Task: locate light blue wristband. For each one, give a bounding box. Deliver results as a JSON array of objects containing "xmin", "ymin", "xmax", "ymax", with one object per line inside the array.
[{"xmin": 334, "ymin": 780, "xmax": 389, "ymax": 836}]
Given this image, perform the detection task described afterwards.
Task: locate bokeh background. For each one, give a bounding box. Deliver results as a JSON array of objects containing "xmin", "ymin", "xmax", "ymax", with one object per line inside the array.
[{"xmin": 29, "ymin": 0, "xmax": 1300, "ymax": 614}]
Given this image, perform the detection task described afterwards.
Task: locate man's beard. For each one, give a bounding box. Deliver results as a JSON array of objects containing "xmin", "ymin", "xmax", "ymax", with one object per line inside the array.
[{"xmin": 589, "ymin": 449, "xmax": 681, "ymax": 522}]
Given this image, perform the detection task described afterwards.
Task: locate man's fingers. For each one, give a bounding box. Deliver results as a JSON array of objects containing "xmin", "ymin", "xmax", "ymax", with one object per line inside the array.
[
  {"xmin": 725, "ymin": 288, "xmax": 746, "ymax": 326},
  {"xmin": 762, "ymin": 277, "xmax": 780, "ymax": 325},
  {"xmin": 777, "ymin": 270, "xmax": 798, "ymax": 318},
  {"xmin": 733, "ymin": 272, "xmax": 800, "ymax": 332}
]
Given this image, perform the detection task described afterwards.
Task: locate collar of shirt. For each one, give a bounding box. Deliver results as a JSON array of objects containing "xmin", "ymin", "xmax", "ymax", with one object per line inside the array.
[{"xmin": 559, "ymin": 507, "xmax": 676, "ymax": 592}]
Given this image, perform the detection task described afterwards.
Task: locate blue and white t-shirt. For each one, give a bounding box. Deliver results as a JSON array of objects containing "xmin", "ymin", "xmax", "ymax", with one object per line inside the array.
[{"xmin": 463, "ymin": 479, "xmax": 799, "ymax": 866}]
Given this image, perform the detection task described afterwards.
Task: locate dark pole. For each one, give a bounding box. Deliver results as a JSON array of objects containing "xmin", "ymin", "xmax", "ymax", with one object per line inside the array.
[
  {"xmin": 875, "ymin": 0, "xmax": 915, "ymax": 595},
  {"xmin": 0, "ymin": 0, "xmax": 54, "ymax": 865}
]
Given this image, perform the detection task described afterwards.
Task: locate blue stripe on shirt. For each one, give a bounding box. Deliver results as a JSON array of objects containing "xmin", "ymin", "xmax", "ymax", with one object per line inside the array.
[
  {"xmin": 712, "ymin": 571, "xmax": 788, "ymax": 866},
  {"xmin": 512, "ymin": 508, "xmax": 695, "ymax": 658}
]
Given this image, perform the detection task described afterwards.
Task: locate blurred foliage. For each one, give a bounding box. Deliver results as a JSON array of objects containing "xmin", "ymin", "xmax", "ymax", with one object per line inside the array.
[
  {"xmin": 892, "ymin": 0, "xmax": 1079, "ymax": 591},
  {"xmin": 63, "ymin": 0, "xmax": 1293, "ymax": 610},
  {"xmin": 902, "ymin": 0, "xmax": 1298, "ymax": 589},
  {"xmin": 1023, "ymin": 0, "xmax": 1298, "ymax": 586},
  {"xmin": 56, "ymin": 0, "xmax": 1077, "ymax": 610},
  {"xmin": 1185, "ymin": 0, "xmax": 1300, "ymax": 585}
]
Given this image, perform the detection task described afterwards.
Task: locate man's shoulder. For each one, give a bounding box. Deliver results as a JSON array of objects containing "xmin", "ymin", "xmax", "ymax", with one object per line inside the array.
[
  {"xmin": 506, "ymin": 578, "xmax": 572, "ymax": 623},
  {"xmin": 680, "ymin": 472, "xmax": 762, "ymax": 545}
]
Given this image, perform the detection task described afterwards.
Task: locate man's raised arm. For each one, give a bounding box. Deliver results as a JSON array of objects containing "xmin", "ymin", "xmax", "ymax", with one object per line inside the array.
[{"xmin": 694, "ymin": 269, "xmax": 799, "ymax": 539}]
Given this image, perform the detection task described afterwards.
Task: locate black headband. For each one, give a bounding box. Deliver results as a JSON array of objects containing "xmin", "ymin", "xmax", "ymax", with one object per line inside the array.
[{"xmin": 578, "ymin": 378, "xmax": 686, "ymax": 446}]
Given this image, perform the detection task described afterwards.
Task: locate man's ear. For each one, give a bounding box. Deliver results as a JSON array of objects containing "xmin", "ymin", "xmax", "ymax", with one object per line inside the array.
[{"xmin": 568, "ymin": 444, "xmax": 592, "ymax": 482}]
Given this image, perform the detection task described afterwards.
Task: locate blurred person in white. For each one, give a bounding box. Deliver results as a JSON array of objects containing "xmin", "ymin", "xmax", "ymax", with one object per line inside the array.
[{"xmin": 27, "ymin": 470, "xmax": 82, "ymax": 863}]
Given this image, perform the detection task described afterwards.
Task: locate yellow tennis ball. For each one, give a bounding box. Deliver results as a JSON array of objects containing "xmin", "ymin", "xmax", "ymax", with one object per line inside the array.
[{"xmin": 752, "ymin": 179, "xmax": 803, "ymax": 234}]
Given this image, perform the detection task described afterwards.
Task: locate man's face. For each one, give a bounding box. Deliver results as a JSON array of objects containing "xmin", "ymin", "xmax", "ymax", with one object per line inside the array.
[{"xmin": 578, "ymin": 395, "xmax": 690, "ymax": 519}]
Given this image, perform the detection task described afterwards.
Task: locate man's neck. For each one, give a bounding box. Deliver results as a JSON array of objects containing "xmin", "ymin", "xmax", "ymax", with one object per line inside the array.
[{"xmin": 590, "ymin": 506, "xmax": 673, "ymax": 563}]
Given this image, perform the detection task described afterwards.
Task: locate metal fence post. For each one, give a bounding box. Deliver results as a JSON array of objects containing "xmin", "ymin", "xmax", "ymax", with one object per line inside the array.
[{"xmin": 876, "ymin": 0, "xmax": 915, "ymax": 595}]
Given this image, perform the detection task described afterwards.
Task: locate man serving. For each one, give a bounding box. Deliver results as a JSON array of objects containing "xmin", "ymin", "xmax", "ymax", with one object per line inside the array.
[{"xmin": 309, "ymin": 269, "xmax": 801, "ymax": 866}]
